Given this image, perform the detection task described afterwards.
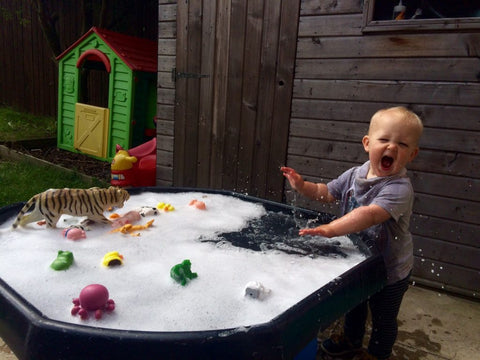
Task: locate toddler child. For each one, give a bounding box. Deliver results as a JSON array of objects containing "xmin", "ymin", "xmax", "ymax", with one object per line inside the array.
[{"xmin": 281, "ymin": 106, "xmax": 423, "ymax": 360}]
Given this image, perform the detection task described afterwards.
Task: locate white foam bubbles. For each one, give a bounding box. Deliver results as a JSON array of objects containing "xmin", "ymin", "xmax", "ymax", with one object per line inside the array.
[{"xmin": 0, "ymin": 191, "xmax": 365, "ymax": 331}]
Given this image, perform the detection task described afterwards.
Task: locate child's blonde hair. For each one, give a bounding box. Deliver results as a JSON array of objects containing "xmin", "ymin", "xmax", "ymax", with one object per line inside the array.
[{"xmin": 370, "ymin": 106, "xmax": 423, "ymax": 144}]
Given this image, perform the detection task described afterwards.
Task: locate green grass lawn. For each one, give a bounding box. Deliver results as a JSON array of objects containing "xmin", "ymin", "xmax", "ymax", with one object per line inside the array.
[
  {"xmin": 0, "ymin": 106, "xmax": 108, "ymax": 207},
  {"xmin": 0, "ymin": 159, "xmax": 108, "ymax": 207},
  {"xmin": 0, "ymin": 107, "xmax": 57, "ymax": 141}
]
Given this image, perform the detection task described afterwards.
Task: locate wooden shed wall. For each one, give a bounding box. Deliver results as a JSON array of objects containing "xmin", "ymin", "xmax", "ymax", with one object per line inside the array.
[{"xmin": 286, "ymin": 0, "xmax": 480, "ymax": 297}]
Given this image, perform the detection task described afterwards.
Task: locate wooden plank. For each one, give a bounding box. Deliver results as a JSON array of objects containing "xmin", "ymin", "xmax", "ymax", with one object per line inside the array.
[
  {"xmin": 158, "ymin": 3, "xmax": 177, "ymax": 22},
  {"xmin": 300, "ymin": 0, "xmax": 363, "ymax": 15},
  {"xmin": 157, "ymin": 55, "xmax": 175, "ymax": 72},
  {"xmin": 173, "ymin": 0, "xmax": 188, "ymax": 185},
  {"xmin": 157, "ymin": 71, "xmax": 174, "ymax": 89},
  {"xmin": 156, "ymin": 119, "xmax": 174, "ymax": 136},
  {"xmin": 413, "ymin": 257, "xmax": 479, "ymax": 295},
  {"xmin": 222, "ymin": 0, "xmax": 248, "ymax": 191},
  {"xmin": 421, "ymin": 127, "xmax": 479, "ymax": 155},
  {"xmin": 411, "ymin": 214, "xmax": 478, "ymax": 248},
  {"xmin": 410, "ymin": 150, "xmax": 480, "ymax": 179},
  {"xmin": 410, "ymin": 171, "xmax": 480, "ymax": 202},
  {"xmin": 414, "ymin": 236, "xmax": 479, "ymax": 270},
  {"xmin": 157, "ymin": 134, "xmax": 173, "ymax": 151},
  {"xmin": 290, "ymin": 103, "xmax": 480, "ymax": 154},
  {"xmin": 156, "ymin": 88, "xmax": 175, "ymax": 105},
  {"xmin": 266, "ymin": 0, "xmax": 301, "ymax": 201},
  {"xmin": 158, "ymin": 39, "xmax": 176, "ymax": 56},
  {"xmin": 285, "ymin": 153, "xmax": 357, "ymax": 181},
  {"xmin": 251, "ymin": 0, "xmax": 281, "ymax": 197},
  {"xmin": 297, "ymin": 33, "xmax": 480, "ymax": 58},
  {"xmin": 181, "ymin": 0, "xmax": 203, "ymax": 187},
  {"xmin": 156, "ymin": 104, "xmax": 174, "ymax": 121},
  {"xmin": 292, "ymin": 99, "xmax": 382, "ymax": 122},
  {"xmin": 236, "ymin": 0, "xmax": 265, "ymax": 194},
  {"xmin": 293, "ymin": 79, "xmax": 480, "ymax": 108},
  {"xmin": 156, "ymin": 164, "xmax": 174, "ymax": 183},
  {"xmin": 158, "ymin": 21, "xmax": 176, "ymax": 38},
  {"xmin": 414, "ymin": 193, "xmax": 479, "ymax": 224},
  {"xmin": 289, "ymin": 118, "xmax": 367, "ymax": 141},
  {"xmin": 299, "ymin": 14, "xmax": 363, "ymax": 36},
  {"xmin": 210, "ymin": 0, "xmax": 230, "ymax": 188},
  {"xmin": 156, "ymin": 149, "xmax": 173, "ymax": 167},
  {"xmin": 295, "ymin": 58, "xmax": 480, "ymax": 82},
  {"xmin": 195, "ymin": 0, "xmax": 216, "ymax": 188}
]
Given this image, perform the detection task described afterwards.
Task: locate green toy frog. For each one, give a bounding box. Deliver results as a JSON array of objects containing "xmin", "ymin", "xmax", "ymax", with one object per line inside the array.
[{"xmin": 170, "ymin": 259, "xmax": 198, "ymax": 286}]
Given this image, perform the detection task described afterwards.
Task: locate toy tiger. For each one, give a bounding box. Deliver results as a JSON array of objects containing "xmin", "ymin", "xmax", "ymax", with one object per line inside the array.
[{"xmin": 11, "ymin": 187, "xmax": 130, "ymax": 229}]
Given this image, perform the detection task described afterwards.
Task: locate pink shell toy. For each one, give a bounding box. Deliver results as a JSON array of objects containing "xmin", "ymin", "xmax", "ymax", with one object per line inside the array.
[
  {"xmin": 62, "ymin": 227, "xmax": 86, "ymax": 240},
  {"xmin": 71, "ymin": 284, "xmax": 115, "ymax": 320}
]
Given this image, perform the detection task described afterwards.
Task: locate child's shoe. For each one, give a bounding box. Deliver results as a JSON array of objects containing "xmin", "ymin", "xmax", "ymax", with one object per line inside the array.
[{"xmin": 319, "ymin": 333, "xmax": 362, "ymax": 356}]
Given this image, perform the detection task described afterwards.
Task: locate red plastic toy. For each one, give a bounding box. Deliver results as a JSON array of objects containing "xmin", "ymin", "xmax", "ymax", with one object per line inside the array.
[
  {"xmin": 71, "ymin": 284, "xmax": 115, "ymax": 320},
  {"xmin": 111, "ymin": 137, "xmax": 156, "ymax": 187}
]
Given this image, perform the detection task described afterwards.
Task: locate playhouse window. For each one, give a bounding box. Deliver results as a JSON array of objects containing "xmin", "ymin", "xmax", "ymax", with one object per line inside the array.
[
  {"xmin": 363, "ymin": 0, "xmax": 480, "ymax": 32},
  {"xmin": 79, "ymin": 61, "xmax": 109, "ymax": 108}
]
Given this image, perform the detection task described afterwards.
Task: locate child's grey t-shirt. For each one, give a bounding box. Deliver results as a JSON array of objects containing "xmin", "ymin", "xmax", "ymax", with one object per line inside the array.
[{"xmin": 327, "ymin": 161, "xmax": 414, "ymax": 284}]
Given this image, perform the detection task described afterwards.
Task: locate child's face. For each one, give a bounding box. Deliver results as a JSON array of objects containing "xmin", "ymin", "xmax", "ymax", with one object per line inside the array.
[{"xmin": 362, "ymin": 112, "xmax": 420, "ymax": 178}]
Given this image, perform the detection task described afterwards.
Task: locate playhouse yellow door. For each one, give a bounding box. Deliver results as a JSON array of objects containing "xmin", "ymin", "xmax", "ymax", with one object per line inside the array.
[{"xmin": 74, "ymin": 103, "xmax": 109, "ymax": 158}]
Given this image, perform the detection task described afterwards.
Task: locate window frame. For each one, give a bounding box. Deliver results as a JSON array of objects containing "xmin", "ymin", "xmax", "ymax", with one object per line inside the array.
[{"xmin": 362, "ymin": 0, "xmax": 480, "ymax": 33}]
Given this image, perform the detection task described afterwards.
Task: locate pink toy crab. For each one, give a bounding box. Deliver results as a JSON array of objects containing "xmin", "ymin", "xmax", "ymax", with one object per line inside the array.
[
  {"xmin": 71, "ymin": 284, "xmax": 115, "ymax": 320},
  {"xmin": 62, "ymin": 227, "xmax": 86, "ymax": 240}
]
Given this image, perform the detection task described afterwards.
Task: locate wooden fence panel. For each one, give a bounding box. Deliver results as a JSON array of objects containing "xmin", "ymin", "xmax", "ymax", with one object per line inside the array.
[{"xmin": 0, "ymin": 0, "xmax": 158, "ymax": 116}]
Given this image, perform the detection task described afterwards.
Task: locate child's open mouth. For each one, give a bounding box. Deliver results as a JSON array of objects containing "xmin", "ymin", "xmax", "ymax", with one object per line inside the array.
[{"xmin": 381, "ymin": 156, "xmax": 394, "ymax": 170}]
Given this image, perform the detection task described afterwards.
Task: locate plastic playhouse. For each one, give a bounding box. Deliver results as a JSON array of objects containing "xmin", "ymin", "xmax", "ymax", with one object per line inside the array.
[{"xmin": 56, "ymin": 27, "xmax": 157, "ymax": 161}]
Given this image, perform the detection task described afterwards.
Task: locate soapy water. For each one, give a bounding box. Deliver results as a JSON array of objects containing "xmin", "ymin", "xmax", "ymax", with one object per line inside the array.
[
  {"xmin": 0, "ymin": 191, "xmax": 365, "ymax": 332},
  {"xmin": 206, "ymin": 211, "xmax": 348, "ymax": 258}
]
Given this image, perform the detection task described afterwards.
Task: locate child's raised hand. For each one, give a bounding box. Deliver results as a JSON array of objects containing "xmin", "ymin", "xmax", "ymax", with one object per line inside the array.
[{"xmin": 280, "ymin": 166, "xmax": 304, "ymax": 191}]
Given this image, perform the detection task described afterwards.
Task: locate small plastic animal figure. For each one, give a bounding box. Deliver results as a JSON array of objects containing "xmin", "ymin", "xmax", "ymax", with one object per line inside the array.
[
  {"xmin": 134, "ymin": 206, "xmax": 160, "ymax": 217},
  {"xmin": 111, "ymin": 150, "xmax": 137, "ymax": 171},
  {"xmin": 170, "ymin": 259, "xmax": 198, "ymax": 286},
  {"xmin": 102, "ymin": 251, "xmax": 124, "ymax": 267},
  {"xmin": 244, "ymin": 281, "xmax": 271, "ymax": 300},
  {"xmin": 109, "ymin": 219, "xmax": 154, "ymax": 236},
  {"xmin": 110, "ymin": 210, "xmax": 141, "ymax": 228},
  {"xmin": 71, "ymin": 284, "xmax": 115, "ymax": 320},
  {"xmin": 12, "ymin": 187, "xmax": 129, "ymax": 229},
  {"xmin": 157, "ymin": 202, "xmax": 175, "ymax": 212},
  {"xmin": 50, "ymin": 250, "xmax": 74, "ymax": 271},
  {"xmin": 62, "ymin": 227, "xmax": 86, "ymax": 240},
  {"xmin": 189, "ymin": 199, "xmax": 206, "ymax": 210}
]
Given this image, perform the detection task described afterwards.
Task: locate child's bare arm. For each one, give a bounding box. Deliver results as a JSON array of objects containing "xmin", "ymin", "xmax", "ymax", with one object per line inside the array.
[
  {"xmin": 281, "ymin": 167, "xmax": 335, "ymax": 203},
  {"xmin": 299, "ymin": 204, "xmax": 391, "ymax": 238}
]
